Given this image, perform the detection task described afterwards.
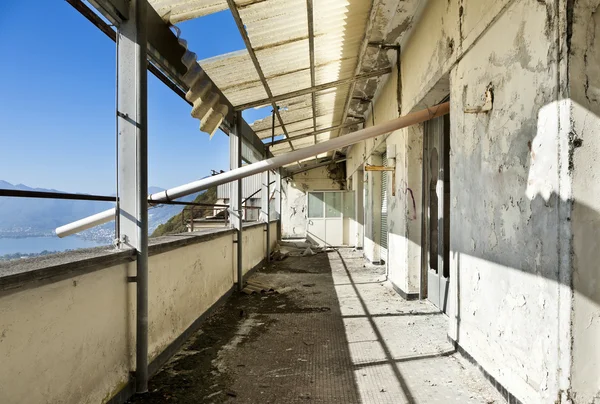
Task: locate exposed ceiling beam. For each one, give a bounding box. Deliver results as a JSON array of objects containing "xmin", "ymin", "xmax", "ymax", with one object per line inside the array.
[
  {"xmin": 306, "ymin": 0, "xmax": 318, "ymax": 149},
  {"xmin": 235, "ymin": 67, "xmax": 392, "ymax": 111},
  {"xmin": 266, "ymin": 120, "xmax": 365, "ymax": 148},
  {"xmin": 226, "ymin": 0, "xmax": 295, "ymax": 152},
  {"xmin": 284, "ymin": 157, "xmax": 348, "ymax": 177},
  {"xmin": 331, "ymin": 0, "xmax": 382, "ymax": 162}
]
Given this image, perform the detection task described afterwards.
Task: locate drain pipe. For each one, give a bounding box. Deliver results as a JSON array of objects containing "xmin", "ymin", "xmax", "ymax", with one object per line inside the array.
[{"xmin": 56, "ymin": 102, "xmax": 449, "ymax": 237}]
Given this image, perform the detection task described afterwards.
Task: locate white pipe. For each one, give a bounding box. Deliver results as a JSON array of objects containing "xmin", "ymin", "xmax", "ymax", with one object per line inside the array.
[
  {"xmin": 56, "ymin": 102, "xmax": 449, "ymax": 237},
  {"xmin": 57, "ymin": 207, "xmax": 117, "ymax": 238}
]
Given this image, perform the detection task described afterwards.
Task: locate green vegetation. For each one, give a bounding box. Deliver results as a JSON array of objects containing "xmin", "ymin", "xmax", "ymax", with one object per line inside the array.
[{"xmin": 151, "ymin": 187, "xmax": 218, "ymax": 237}]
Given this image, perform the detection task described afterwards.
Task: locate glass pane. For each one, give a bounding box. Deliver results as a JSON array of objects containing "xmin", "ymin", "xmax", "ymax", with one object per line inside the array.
[
  {"xmin": 343, "ymin": 192, "xmax": 355, "ymax": 217},
  {"xmin": 325, "ymin": 192, "xmax": 342, "ymax": 218},
  {"xmin": 308, "ymin": 192, "xmax": 324, "ymax": 218}
]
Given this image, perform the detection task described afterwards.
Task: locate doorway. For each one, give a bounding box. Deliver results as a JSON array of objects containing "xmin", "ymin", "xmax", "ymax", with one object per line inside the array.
[
  {"xmin": 307, "ymin": 191, "xmax": 346, "ymax": 247},
  {"xmin": 423, "ymin": 114, "xmax": 450, "ymax": 312}
]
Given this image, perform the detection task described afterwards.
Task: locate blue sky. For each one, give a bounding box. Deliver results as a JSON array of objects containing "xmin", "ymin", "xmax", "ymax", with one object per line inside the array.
[{"xmin": 0, "ymin": 1, "xmax": 269, "ymax": 195}]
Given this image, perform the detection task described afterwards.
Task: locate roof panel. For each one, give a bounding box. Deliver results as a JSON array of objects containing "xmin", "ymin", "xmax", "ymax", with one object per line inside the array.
[
  {"xmin": 149, "ymin": 0, "xmax": 227, "ymax": 23},
  {"xmin": 147, "ymin": 0, "xmax": 423, "ymax": 155}
]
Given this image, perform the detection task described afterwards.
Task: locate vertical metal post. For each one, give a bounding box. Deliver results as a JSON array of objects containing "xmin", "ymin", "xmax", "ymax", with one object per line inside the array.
[
  {"xmin": 230, "ymin": 112, "xmax": 243, "ymax": 291},
  {"xmin": 117, "ymin": 0, "xmax": 148, "ymax": 393},
  {"xmin": 261, "ymin": 167, "xmax": 271, "ymax": 261},
  {"xmin": 277, "ymin": 168, "xmax": 282, "ymax": 240},
  {"xmin": 236, "ymin": 112, "xmax": 243, "ymax": 290},
  {"xmin": 263, "ymin": 108, "xmax": 276, "ymax": 261}
]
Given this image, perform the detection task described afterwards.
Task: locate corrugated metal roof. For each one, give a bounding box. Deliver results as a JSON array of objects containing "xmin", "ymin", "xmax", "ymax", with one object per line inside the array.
[{"xmin": 149, "ymin": 0, "xmax": 425, "ymax": 165}]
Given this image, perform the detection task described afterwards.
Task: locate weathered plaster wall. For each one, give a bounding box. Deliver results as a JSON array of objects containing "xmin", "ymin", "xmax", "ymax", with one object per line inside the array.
[
  {"xmin": 281, "ymin": 166, "xmax": 343, "ymax": 238},
  {"xmin": 345, "ymin": 51, "xmax": 423, "ymax": 291},
  {"xmin": 148, "ymin": 234, "xmax": 234, "ymax": 361},
  {"xmin": 569, "ymin": 0, "xmax": 600, "ymax": 402},
  {"xmin": 0, "ymin": 225, "xmax": 277, "ymax": 404},
  {"xmin": 0, "ymin": 262, "xmax": 133, "ymax": 404},
  {"xmin": 447, "ymin": 1, "xmax": 566, "ymax": 402},
  {"xmin": 351, "ymin": 169, "xmax": 364, "ymax": 248},
  {"xmin": 234, "ymin": 222, "xmax": 279, "ymax": 282},
  {"xmin": 347, "ymin": 0, "xmax": 578, "ymax": 401}
]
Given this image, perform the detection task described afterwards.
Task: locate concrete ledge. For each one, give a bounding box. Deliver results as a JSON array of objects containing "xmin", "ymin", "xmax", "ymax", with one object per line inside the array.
[
  {"xmin": 388, "ymin": 280, "xmax": 420, "ymax": 301},
  {"xmin": 448, "ymin": 336, "xmax": 523, "ymax": 404}
]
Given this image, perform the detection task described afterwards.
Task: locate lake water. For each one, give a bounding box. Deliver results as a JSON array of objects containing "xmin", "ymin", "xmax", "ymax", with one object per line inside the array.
[{"xmin": 0, "ymin": 236, "xmax": 106, "ymax": 256}]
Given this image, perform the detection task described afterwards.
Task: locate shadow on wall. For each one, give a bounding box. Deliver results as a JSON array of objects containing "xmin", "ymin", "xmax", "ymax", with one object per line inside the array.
[{"xmin": 384, "ymin": 94, "xmax": 600, "ymax": 399}]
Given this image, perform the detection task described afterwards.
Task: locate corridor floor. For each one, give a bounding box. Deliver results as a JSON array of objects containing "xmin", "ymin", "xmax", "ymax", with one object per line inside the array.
[{"xmin": 129, "ymin": 249, "xmax": 504, "ymax": 404}]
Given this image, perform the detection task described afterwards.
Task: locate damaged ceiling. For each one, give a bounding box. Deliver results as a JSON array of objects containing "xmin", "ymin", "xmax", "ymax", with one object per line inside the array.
[{"xmin": 149, "ymin": 0, "xmax": 425, "ymax": 167}]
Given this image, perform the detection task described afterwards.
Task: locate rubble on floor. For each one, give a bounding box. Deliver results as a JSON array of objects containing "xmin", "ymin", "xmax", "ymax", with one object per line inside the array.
[
  {"xmin": 270, "ymin": 238, "xmax": 325, "ymax": 261},
  {"xmin": 129, "ymin": 249, "xmax": 505, "ymax": 404}
]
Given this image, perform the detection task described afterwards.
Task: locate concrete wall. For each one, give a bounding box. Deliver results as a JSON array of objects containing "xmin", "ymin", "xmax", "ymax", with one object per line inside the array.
[
  {"xmin": 447, "ymin": 1, "xmax": 566, "ymax": 401},
  {"xmin": 346, "ymin": 0, "xmax": 584, "ymax": 402},
  {"xmin": 281, "ymin": 166, "xmax": 343, "ymax": 238},
  {"xmin": 0, "ymin": 260, "xmax": 133, "ymax": 404},
  {"xmin": 148, "ymin": 233, "xmax": 234, "ymax": 361},
  {"xmin": 235, "ymin": 221, "xmax": 279, "ymax": 282},
  {"xmin": 0, "ymin": 223, "xmax": 277, "ymax": 404},
  {"xmin": 569, "ymin": 0, "xmax": 600, "ymax": 402}
]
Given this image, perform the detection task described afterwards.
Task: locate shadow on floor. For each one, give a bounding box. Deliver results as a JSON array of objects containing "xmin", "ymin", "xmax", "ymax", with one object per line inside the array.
[
  {"xmin": 129, "ymin": 252, "xmax": 362, "ymax": 404},
  {"xmin": 128, "ymin": 249, "xmax": 504, "ymax": 404}
]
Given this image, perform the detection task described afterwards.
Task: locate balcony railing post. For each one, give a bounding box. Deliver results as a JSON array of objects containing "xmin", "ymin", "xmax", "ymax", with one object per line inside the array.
[
  {"xmin": 230, "ymin": 112, "xmax": 244, "ymax": 291},
  {"xmin": 117, "ymin": 0, "xmax": 149, "ymax": 393}
]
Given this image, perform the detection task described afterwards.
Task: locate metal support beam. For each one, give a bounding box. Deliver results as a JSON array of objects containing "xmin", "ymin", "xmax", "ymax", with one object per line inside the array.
[
  {"xmin": 277, "ymin": 168, "xmax": 283, "ymax": 240},
  {"xmin": 265, "ymin": 120, "xmax": 364, "ymax": 148},
  {"xmin": 117, "ymin": 0, "xmax": 148, "ymax": 393},
  {"xmin": 306, "ymin": 0, "xmax": 317, "ymax": 148},
  {"xmin": 284, "ymin": 157, "xmax": 347, "ymax": 177},
  {"xmin": 226, "ymin": 0, "xmax": 295, "ymax": 151},
  {"xmin": 234, "ymin": 68, "xmax": 392, "ymax": 111},
  {"xmin": 261, "ymin": 167, "xmax": 271, "ymax": 262},
  {"xmin": 284, "ymin": 157, "xmax": 348, "ymax": 178},
  {"xmin": 230, "ymin": 112, "xmax": 244, "ymax": 291}
]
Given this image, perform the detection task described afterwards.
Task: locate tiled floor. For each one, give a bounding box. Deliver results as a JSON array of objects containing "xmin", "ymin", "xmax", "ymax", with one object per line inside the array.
[{"xmin": 130, "ymin": 249, "xmax": 505, "ymax": 404}]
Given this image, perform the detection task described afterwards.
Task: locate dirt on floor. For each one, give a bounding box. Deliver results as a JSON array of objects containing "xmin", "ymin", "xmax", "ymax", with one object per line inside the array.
[
  {"xmin": 128, "ymin": 249, "xmax": 505, "ymax": 404},
  {"xmin": 128, "ymin": 252, "xmax": 359, "ymax": 404}
]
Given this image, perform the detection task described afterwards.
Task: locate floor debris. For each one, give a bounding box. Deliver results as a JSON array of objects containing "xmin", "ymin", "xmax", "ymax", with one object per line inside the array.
[{"xmin": 128, "ymin": 249, "xmax": 506, "ymax": 404}]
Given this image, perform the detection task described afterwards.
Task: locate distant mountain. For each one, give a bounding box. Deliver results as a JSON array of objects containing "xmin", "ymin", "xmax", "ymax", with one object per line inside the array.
[{"xmin": 0, "ymin": 181, "xmax": 202, "ymax": 242}]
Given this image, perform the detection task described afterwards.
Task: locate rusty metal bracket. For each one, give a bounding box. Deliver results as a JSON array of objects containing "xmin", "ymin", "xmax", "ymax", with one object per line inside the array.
[{"xmin": 365, "ymin": 165, "xmax": 396, "ymax": 196}]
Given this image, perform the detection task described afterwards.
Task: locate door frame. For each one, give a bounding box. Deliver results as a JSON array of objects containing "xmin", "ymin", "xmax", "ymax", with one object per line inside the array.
[
  {"xmin": 306, "ymin": 190, "xmax": 346, "ymax": 247},
  {"xmin": 420, "ymin": 114, "xmax": 450, "ymax": 312}
]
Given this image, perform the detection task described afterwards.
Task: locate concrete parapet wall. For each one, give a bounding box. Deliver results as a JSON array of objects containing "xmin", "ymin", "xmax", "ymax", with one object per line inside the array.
[{"xmin": 0, "ymin": 222, "xmax": 278, "ymax": 404}]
